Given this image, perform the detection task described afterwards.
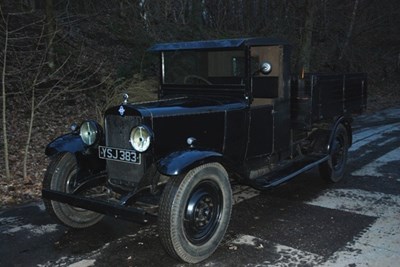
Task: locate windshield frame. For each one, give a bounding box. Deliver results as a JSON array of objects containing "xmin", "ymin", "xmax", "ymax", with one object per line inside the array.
[{"xmin": 160, "ymin": 48, "xmax": 248, "ymax": 89}]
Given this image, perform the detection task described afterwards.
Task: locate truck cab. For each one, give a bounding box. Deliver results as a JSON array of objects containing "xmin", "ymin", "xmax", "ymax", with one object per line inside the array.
[
  {"xmin": 152, "ymin": 39, "xmax": 293, "ymax": 167},
  {"xmin": 42, "ymin": 38, "xmax": 367, "ymax": 264}
]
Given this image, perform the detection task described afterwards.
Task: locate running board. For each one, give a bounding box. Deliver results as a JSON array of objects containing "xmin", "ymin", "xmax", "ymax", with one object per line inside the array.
[{"xmin": 250, "ymin": 155, "xmax": 329, "ymax": 190}]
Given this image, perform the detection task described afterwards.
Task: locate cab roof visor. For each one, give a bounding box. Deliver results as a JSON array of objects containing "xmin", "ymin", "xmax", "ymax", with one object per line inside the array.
[{"xmin": 147, "ymin": 37, "xmax": 289, "ymax": 52}]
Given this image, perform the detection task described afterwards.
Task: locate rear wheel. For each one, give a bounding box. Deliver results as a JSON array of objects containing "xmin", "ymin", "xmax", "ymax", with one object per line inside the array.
[
  {"xmin": 158, "ymin": 163, "xmax": 232, "ymax": 263},
  {"xmin": 43, "ymin": 152, "xmax": 104, "ymax": 228},
  {"xmin": 319, "ymin": 124, "xmax": 349, "ymax": 182}
]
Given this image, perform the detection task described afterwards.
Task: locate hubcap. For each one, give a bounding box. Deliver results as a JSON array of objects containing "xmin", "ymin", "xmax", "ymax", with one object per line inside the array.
[
  {"xmin": 184, "ymin": 180, "xmax": 222, "ymax": 245},
  {"xmin": 332, "ymin": 136, "xmax": 345, "ymax": 170},
  {"xmin": 65, "ymin": 169, "xmax": 86, "ymax": 211},
  {"xmin": 65, "ymin": 170, "xmax": 78, "ymax": 193}
]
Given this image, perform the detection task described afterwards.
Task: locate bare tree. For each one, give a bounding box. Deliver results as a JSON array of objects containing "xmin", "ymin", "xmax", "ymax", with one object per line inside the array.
[
  {"xmin": 338, "ymin": 0, "xmax": 359, "ymax": 61},
  {"xmin": 20, "ymin": 50, "xmax": 105, "ymax": 180},
  {"xmin": 21, "ymin": 0, "xmax": 36, "ymax": 11},
  {"xmin": 297, "ymin": 0, "xmax": 316, "ymax": 73},
  {"xmin": 1, "ymin": 10, "xmax": 11, "ymax": 179},
  {"xmin": 45, "ymin": 0, "xmax": 56, "ymax": 70},
  {"xmin": 1, "ymin": 7, "xmax": 106, "ymax": 181}
]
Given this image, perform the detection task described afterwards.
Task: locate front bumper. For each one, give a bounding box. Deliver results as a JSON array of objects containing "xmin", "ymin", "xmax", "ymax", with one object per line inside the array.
[{"xmin": 42, "ymin": 189, "xmax": 157, "ymax": 224}]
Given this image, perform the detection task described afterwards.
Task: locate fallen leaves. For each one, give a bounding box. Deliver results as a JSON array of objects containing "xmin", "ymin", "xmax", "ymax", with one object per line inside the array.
[{"xmin": 0, "ymin": 93, "xmax": 97, "ymax": 208}]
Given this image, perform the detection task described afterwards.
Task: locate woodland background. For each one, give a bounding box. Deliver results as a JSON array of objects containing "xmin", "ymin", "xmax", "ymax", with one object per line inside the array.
[{"xmin": 1, "ymin": 0, "xmax": 400, "ymax": 206}]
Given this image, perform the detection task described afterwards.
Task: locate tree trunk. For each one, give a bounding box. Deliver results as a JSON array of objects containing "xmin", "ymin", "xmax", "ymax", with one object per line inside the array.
[
  {"xmin": 397, "ymin": 52, "xmax": 400, "ymax": 73},
  {"xmin": 1, "ymin": 21, "xmax": 11, "ymax": 180},
  {"xmin": 21, "ymin": 0, "xmax": 36, "ymax": 11},
  {"xmin": 45, "ymin": 0, "xmax": 56, "ymax": 70},
  {"xmin": 298, "ymin": 0, "xmax": 316, "ymax": 73},
  {"xmin": 119, "ymin": 0, "xmax": 127, "ymax": 18},
  {"xmin": 23, "ymin": 87, "xmax": 35, "ymax": 181},
  {"xmin": 190, "ymin": 0, "xmax": 204, "ymax": 27},
  {"xmin": 339, "ymin": 0, "xmax": 359, "ymax": 61}
]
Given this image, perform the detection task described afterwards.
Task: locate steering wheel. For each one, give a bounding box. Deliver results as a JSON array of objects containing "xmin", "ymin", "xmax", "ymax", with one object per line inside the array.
[{"xmin": 183, "ymin": 75, "xmax": 212, "ymax": 85}]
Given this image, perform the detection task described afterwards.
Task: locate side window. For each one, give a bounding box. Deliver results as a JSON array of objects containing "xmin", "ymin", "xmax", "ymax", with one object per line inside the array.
[
  {"xmin": 207, "ymin": 51, "xmax": 246, "ymax": 85},
  {"xmin": 250, "ymin": 46, "xmax": 282, "ymax": 100},
  {"xmin": 232, "ymin": 56, "xmax": 259, "ymax": 77}
]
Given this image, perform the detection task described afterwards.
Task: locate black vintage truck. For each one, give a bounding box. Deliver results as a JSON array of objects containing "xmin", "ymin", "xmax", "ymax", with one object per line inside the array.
[{"xmin": 42, "ymin": 38, "xmax": 367, "ymax": 263}]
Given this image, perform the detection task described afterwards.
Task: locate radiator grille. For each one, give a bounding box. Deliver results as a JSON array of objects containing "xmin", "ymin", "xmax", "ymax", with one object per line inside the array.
[{"xmin": 104, "ymin": 115, "xmax": 144, "ymax": 189}]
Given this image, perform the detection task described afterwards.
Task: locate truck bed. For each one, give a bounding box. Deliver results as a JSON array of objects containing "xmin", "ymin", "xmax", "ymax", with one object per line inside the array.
[{"xmin": 291, "ymin": 73, "xmax": 367, "ymax": 129}]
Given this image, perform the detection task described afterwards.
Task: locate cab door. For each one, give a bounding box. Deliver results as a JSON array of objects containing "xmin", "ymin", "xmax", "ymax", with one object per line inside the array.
[
  {"xmin": 245, "ymin": 45, "xmax": 291, "ymax": 160},
  {"xmin": 246, "ymin": 105, "xmax": 274, "ymax": 158}
]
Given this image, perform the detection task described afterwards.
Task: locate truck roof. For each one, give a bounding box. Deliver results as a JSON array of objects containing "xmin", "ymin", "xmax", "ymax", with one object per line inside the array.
[{"xmin": 148, "ymin": 37, "xmax": 289, "ymax": 51}]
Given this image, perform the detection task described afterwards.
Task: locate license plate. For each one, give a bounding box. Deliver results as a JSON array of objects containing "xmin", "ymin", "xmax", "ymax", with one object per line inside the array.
[{"xmin": 98, "ymin": 146, "xmax": 141, "ymax": 164}]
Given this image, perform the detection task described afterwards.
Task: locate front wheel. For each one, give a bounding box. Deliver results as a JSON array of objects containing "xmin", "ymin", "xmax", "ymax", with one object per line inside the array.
[
  {"xmin": 158, "ymin": 163, "xmax": 232, "ymax": 263},
  {"xmin": 319, "ymin": 124, "xmax": 349, "ymax": 183},
  {"xmin": 42, "ymin": 152, "xmax": 104, "ymax": 228}
]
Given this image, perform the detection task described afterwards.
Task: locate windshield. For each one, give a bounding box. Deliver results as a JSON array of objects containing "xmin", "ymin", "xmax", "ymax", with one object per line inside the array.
[{"xmin": 163, "ymin": 50, "xmax": 248, "ymax": 86}]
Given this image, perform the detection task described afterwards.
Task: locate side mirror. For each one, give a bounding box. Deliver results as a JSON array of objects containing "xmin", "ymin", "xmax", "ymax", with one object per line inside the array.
[{"xmin": 260, "ymin": 62, "xmax": 272, "ymax": 75}]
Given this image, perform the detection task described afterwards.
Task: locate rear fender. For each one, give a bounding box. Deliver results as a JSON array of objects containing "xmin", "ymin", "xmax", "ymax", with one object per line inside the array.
[
  {"xmin": 310, "ymin": 117, "xmax": 352, "ymax": 154},
  {"xmin": 327, "ymin": 117, "xmax": 353, "ymax": 153},
  {"xmin": 157, "ymin": 150, "xmax": 224, "ymax": 176}
]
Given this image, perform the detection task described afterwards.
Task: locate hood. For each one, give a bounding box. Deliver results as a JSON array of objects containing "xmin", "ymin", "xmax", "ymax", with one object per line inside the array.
[
  {"xmin": 105, "ymin": 96, "xmax": 247, "ymax": 118},
  {"xmin": 104, "ymin": 96, "xmax": 248, "ymax": 159}
]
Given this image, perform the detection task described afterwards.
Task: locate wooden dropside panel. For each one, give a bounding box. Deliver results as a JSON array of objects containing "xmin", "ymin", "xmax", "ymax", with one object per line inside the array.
[
  {"xmin": 310, "ymin": 73, "xmax": 367, "ymax": 122},
  {"xmin": 311, "ymin": 74, "xmax": 344, "ymax": 121},
  {"xmin": 344, "ymin": 73, "xmax": 367, "ymax": 114}
]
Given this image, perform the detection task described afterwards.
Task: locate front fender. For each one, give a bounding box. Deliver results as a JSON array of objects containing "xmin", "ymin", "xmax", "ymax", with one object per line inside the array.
[
  {"xmin": 45, "ymin": 133, "xmax": 86, "ymax": 156},
  {"xmin": 157, "ymin": 150, "xmax": 223, "ymax": 176},
  {"xmin": 45, "ymin": 133, "xmax": 105, "ymax": 177}
]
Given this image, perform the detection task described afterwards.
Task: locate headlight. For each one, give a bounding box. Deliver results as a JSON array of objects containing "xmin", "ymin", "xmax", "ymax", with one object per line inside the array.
[
  {"xmin": 130, "ymin": 125, "xmax": 152, "ymax": 152},
  {"xmin": 80, "ymin": 120, "xmax": 100, "ymax": 146}
]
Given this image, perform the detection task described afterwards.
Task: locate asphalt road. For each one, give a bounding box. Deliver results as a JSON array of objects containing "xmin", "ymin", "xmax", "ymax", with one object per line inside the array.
[{"xmin": 1, "ymin": 107, "xmax": 400, "ymax": 267}]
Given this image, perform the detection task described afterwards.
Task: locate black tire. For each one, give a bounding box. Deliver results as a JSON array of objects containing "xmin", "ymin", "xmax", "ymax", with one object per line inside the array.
[
  {"xmin": 319, "ymin": 124, "xmax": 349, "ymax": 182},
  {"xmin": 43, "ymin": 152, "xmax": 104, "ymax": 228},
  {"xmin": 158, "ymin": 163, "xmax": 232, "ymax": 263}
]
